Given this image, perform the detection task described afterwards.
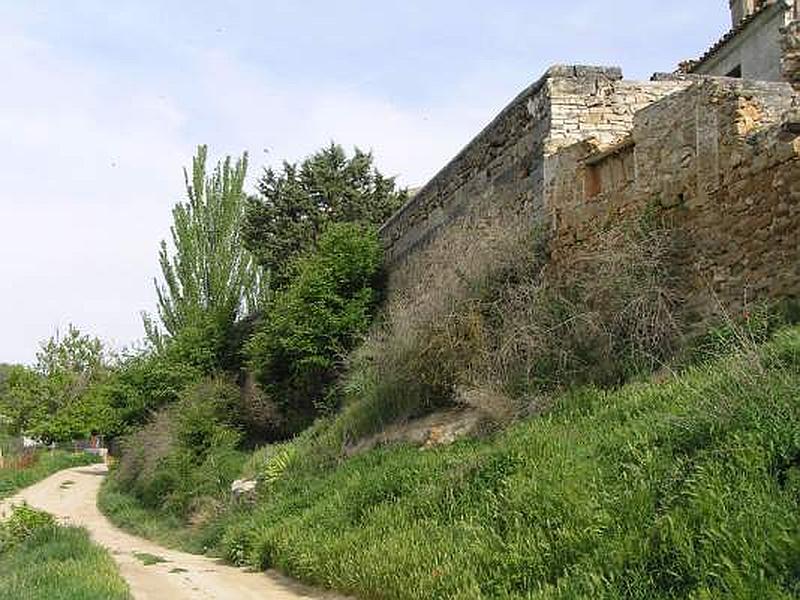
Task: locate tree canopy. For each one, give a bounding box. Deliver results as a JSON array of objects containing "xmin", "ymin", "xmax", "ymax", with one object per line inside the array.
[
  {"xmin": 243, "ymin": 143, "xmax": 405, "ymax": 284},
  {"xmin": 0, "ymin": 325, "xmax": 113, "ymax": 441}
]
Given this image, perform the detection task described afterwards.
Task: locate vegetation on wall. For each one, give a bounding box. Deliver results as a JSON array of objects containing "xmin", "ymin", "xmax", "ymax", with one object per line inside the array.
[{"xmin": 299, "ymin": 221, "xmax": 686, "ymax": 457}]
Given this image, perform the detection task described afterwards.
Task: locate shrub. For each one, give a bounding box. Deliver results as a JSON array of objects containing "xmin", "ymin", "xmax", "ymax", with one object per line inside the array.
[
  {"xmin": 475, "ymin": 224, "xmax": 684, "ymax": 394},
  {"xmin": 113, "ymin": 376, "xmax": 245, "ymax": 517},
  {"xmin": 246, "ymin": 222, "xmax": 385, "ymax": 430},
  {"xmin": 101, "ymin": 318, "xmax": 226, "ymax": 437},
  {"xmin": 323, "ymin": 222, "xmax": 685, "ymax": 451}
]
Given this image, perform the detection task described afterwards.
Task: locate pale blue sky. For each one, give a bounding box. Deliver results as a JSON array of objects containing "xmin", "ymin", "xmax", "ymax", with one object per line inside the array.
[{"xmin": 0, "ymin": 1, "xmax": 731, "ymax": 363}]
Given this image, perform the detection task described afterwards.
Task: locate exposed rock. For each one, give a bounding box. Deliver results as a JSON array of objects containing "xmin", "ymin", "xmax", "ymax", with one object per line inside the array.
[
  {"xmin": 344, "ymin": 408, "xmax": 484, "ymax": 457},
  {"xmin": 230, "ymin": 478, "xmax": 258, "ymax": 502}
]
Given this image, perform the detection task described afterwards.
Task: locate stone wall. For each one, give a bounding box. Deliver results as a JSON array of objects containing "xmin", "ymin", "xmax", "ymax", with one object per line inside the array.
[
  {"xmin": 548, "ymin": 78, "xmax": 800, "ymax": 319},
  {"xmin": 381, "ymin": 66, "xmax": 799, "ymax": 327},
  {"xmin": 379, "ymin": 65, "xmax": 686, "ymax": 279},
  {"xmin": 782, "ymin": 19, "xmax": 800, "ymax": 88}
]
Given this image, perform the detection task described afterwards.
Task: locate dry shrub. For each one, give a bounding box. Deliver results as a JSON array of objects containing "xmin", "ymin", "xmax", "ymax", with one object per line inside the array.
[
  {"xmin": 114, "ymin": 409, "xmax": 174, "ymax": 503},
  {"xmin": 476, "ymin": 225, "xmax": 685, "ymax": 394},
  {"xmin": 237, "ymin": 372, "xmax": 286, "ymax": 440},
  {"xmin": 1, "ymin": 450, "xmax": 38, "ymax": 471},
  {"xmin": 343, "ymin": 218, "xmax": 685, "ymax": 438}
]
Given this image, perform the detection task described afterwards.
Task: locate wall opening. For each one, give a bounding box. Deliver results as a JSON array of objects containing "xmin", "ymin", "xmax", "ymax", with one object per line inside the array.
[
  {"xmin": 727, "ymin": 65, "xmax": 743, "ymax": 78},
  {"xmin": 584, "ymin": 164, "xmax": 602, "ymax": 199}
]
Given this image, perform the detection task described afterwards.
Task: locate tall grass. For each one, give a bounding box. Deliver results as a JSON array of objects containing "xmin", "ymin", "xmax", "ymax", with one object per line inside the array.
[
  {"xmin": 101, "ymin": 326, "xmax": 800, "ymax": 599},
  {"xmin": 0, "ymin": 522, "xmax": 130, "ymax": 599},
  {"xmin": 212, "ymin": 327, "xmax": 800, "ymax": 599}
]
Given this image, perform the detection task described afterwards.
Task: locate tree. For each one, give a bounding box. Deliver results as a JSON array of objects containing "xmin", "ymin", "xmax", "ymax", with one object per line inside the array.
[
  {"xmin": 246, "ymin": 222, "xmax": 385, "ymax": 430},
  {"xmin": 146, "ymin": 145, "xmax": 266, "ymax": 346},
  {"xmin": 0, "ymin": 365, "xmax": 47, "ymax": 435},
  {"xmin": 0, "ymin": 325, "xmax": 113, "ymax": 441},
  {"xmin": 243, "ymin": 143, "xmax": 406, "ymax": 284}
]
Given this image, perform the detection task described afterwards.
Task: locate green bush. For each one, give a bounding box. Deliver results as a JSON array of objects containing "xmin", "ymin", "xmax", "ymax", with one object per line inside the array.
[
  {"xmin": 246, "ymin": 222, "xmax": 384, "ymax": 429},
  {"xmin": 0, "ymin": 505, "xmax": 55, "ymax": 552},
  {"xmin": 113, "ymin": 376, "xmax": 246, "ymax": 518},
  {"xmin": 97, "ymin": 317, "xmax": 227, "ymax": 438}
]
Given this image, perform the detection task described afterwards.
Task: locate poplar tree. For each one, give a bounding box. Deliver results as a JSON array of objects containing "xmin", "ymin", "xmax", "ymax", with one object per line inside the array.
[{"xmin": 145, "ymin": 145, "xmax": 266, "ymax": 346}]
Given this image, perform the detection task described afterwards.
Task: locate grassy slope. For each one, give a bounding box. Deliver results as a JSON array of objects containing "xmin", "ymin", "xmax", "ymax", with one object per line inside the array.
[
  {"xmin": 0, "ymin": 451, "xmax": 99, "ymax": 499},
  {"xmin": 102, "ymin": 328, "xmax": 800, "ymax": 599},
  {"xmin": 98, "ymin": 480, "xmax": 208, "ymax": 553},
  {"xmin": 0, "ymin": 525, "xmax": 130, "ymax": 600}
]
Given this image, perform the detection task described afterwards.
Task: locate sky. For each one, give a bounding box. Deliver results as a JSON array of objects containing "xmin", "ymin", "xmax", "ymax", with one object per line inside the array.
[{"xmin": 0, "ymin": 0, "xmax": 730, "ymax": 364}]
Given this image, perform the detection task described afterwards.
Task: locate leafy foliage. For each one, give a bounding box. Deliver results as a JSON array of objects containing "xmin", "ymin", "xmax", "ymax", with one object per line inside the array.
[
  {"xmin": 245, "ymin": 223, "xmax": 384, "ymax": 427},
  {"xmin": 146, "ymin": 145, "xmax": 266, "ymax": 346},
  {"xmin": 243, "ymin": 143, "xmax": 405, "ymax": 284},
  {"xmin": 0, "ymin": 325, "xmax": 113, "ymax": 442}
]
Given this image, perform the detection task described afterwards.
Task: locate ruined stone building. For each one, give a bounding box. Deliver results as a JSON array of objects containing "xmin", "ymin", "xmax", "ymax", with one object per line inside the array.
[{"xmin": 379, "ymin": 1, "xmax": 800, "ymax": 322}]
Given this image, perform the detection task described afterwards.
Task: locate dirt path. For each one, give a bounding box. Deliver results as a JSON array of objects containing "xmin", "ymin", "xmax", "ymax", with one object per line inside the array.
[{"xmin": 0, "ymin": 463, "xmax": 346, "ymax": 600}]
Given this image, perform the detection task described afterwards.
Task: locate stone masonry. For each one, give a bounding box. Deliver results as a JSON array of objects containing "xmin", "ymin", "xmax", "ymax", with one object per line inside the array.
[
  {"xmin": 379, "ymin": 65, "xmax": 800, "ymax": 323},
  {"xmin": 547, "ymin": 78, "xmax": 800, "ymax": 319},
  {"xmin": 379, "ymin": 66, "xmax": 686, "ymax": 269}
]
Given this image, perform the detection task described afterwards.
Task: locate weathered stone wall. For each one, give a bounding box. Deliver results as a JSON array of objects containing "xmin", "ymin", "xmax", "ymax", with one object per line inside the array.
[
  {"xmin": 782, "ymin": 19, "xmax": 800, "ymax": 89},
  {"xmin": 381, "ymin": 66, "xmax": 799, "ymax": 327},
  {"xmin": 380, "ymin": 65, "xmax": 686, "ymax": 285},
  {"xmin": 548, "ymin": 78, "xmax": 800, "ymax": 319}
]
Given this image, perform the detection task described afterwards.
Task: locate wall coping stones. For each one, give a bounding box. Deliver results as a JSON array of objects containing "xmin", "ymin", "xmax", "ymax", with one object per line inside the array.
[{"xmin": 378, "ymin": 65, "xmax": 623, "ymax": 237}]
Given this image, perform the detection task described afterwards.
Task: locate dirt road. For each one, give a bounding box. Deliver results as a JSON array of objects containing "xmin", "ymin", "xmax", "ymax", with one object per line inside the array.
[{"xmin": 0, "ymin": 463, "xmax": 345, "ymax": 600}]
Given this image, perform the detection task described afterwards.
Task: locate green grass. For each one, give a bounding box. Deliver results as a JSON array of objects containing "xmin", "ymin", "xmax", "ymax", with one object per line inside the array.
[
  {"xmin": 0, "ymin": 524, "xmax": 130, "ymax": 599},
  {"xmin": 0, "ymin": 451, "xmax": 100, "ymax": 499},
  {"xmin": 97, "ymin": 479, "xmax": 213, "ymax": 554},
  {"xmin": 102, "ymin": 327, "xmax": 800, "ymax": 599}
]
